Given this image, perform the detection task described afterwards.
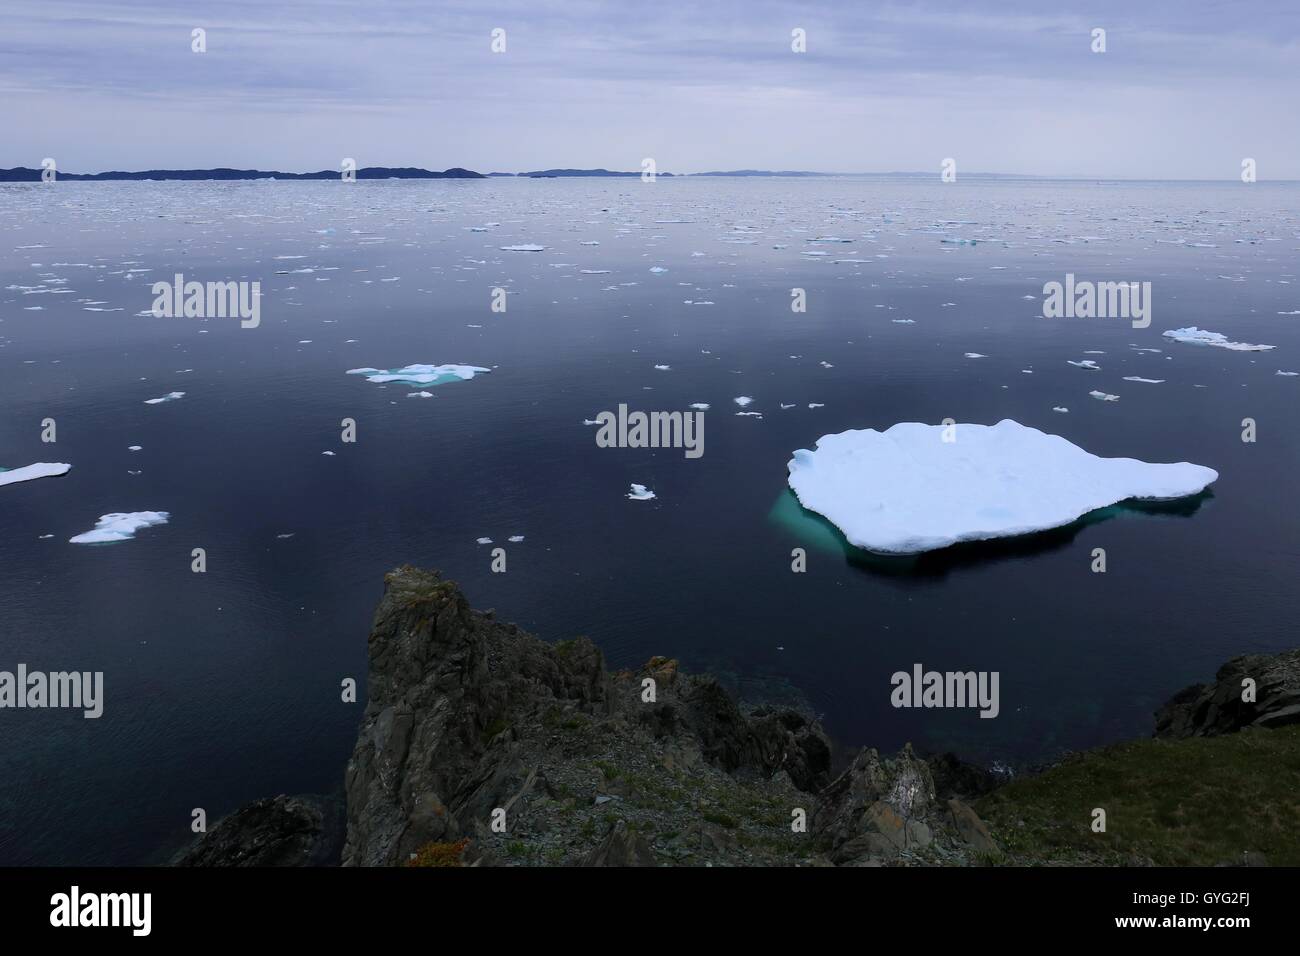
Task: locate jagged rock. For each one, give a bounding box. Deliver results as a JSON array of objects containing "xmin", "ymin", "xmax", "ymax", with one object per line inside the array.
[
  {"xmin": 1155, "ymin": 649, "xmax": 1300, "ymax": 738},
  {"xmin": 927, "ymin": 752, "xmax": 1003, "ymax": 800},
  {"xmin": 342, "ymin": 566, "xmax": 832, "ymax": 866},
  {"xmin": 582, "ymin": 821, "xmax": 657, "ymax": 866},
  {"xmin": 173, "ymin": 795, "xmax": 341, "ymax": 867},
  {"xmin": 814, "ymin": 744, "xmax": 937, "ymax": 862},
  {"xmin": 945, "ymin": 798, "xmax": 996, "ymax": 853}
]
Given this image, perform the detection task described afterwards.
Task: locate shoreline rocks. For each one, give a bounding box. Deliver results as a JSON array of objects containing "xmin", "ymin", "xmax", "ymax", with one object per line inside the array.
[{"xmin": 174, "ymin": 566, "xmax": 1298, "ymax": 867}]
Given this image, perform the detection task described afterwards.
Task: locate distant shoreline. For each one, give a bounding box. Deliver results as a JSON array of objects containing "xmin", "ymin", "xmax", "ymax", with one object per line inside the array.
[{"xmin": 4, "ymin": 166, "xmax": 1294, "ymax": 184}]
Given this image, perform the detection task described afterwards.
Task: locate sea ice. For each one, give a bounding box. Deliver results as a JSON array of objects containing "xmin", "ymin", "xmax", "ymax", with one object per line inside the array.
[
  {"xmin": 500, "ymin": 244, "xmax": 545, "ymax": 252},
  {"xmin": 1089, "ymin": 390, "xmax": 1120, "ymax": 401},
  {"xmin": 144, "ymin": 391, "xmax": 185, "ymax": 404},
  {"xmin": 0, "ymin": 462, "xmax": 71, "ymax": 487},
  {"xmin": 348, "ymin": 364, "xmax": 490, "ymax": 387},
  {"xmin": 70, "ymin": 511, "xmax": 170, "ymax": 544},
  {"xmin": 627, "ymin": 484, "xmax": 656, "ymax": 501},
  {"xmin": 1161, "ymin": 327, "xmax": 1275, "ymax": 351},
  {"xmin": 786, "ymin": 420, "xmax": 1217, "ymax": 554}
]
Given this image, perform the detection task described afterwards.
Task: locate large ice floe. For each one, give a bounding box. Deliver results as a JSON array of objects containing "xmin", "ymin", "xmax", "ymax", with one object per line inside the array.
[
  {"xmin": 786, "ymin": 420, "xmax": 1217, "ymax": 554},
  {"xmin": 347, "ymin": 364, "xmax": 490, "ymax": 387},
  {"xmin": 69, "ymin": 511, "xmax": 170, "ymax": 544},
  {"xmin": 0, "ymin": 462, "xmax": 71, "ymax": 487}
]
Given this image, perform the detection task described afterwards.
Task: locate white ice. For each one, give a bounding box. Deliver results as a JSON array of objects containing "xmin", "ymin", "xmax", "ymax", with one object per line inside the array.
[
  {"xmin": 348, "ymin": 364, "xmax": 490, "ymax": 386},
  {"xmin": 70, "ymin": 511, "xmax": 170, "ymax": 544},
  {"xmin": 0, "ymin": 462, "xmax": 71, "ymax": 487},
  {"xmin": 1162, "ymin": 327, "xmax": 1275, "ymax": 351},
  {"xmin": 786, "ymin": 420, "xmax": 1217, "ymax": 554},
  {"xmin": 627, "ymin": 484, "xmax": 656, "ymax": 501}
]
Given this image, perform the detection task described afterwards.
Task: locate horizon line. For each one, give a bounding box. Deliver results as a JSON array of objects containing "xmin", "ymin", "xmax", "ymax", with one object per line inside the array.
[{"xmin": 1, "ymin": 164, "xmax": 1294, "ymax": 184}]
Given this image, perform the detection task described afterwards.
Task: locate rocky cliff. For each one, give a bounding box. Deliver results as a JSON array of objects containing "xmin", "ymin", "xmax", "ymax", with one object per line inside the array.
[{"xmin": 176, "ymin": 566, "xmax": 1299, "ymax": 867}]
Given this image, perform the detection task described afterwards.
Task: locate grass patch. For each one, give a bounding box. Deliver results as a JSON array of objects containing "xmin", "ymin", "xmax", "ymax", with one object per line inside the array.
[{"xmin": 977, "ymin": 726, "xmax": 1300, "ymax": 866}]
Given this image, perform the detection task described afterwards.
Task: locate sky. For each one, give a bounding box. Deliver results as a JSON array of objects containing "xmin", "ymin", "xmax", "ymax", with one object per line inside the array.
[{"xmin": 3, "ymin": 0, "xmax": 1298, "ymax": 178}]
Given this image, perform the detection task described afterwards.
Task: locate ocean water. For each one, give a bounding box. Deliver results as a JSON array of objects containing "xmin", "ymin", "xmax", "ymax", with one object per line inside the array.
[{"xmin": 1, "ymin": 177, "xmax": 1297, "ymax": 864}]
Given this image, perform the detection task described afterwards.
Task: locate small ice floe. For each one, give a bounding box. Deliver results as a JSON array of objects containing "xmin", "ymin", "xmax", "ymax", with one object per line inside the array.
[
  {"xmin": 1052, "ymin": 406, "xmax": 1069, "ymax": 413},
  {"xmin": 39, "ymin": 534, "xmax": 54, "ymax": 539},
  {"xmin": 892, "ymin": 318, "xmax": 915, "ymax": 324},
  {"xmin": 507, "ymin": 535, "xmax": 525, "ymax": 543},
  {"xmin": 820, "ymin": 361, "xmax": 834, "ymax": 368},
  {"xmin": 654, "ymin": 364, "xmax": 671, "ymax": 371},
  {"xmin": 322, "ymin": 451, "xmax": 336, "ymax": 456},
  {"xmin": 476, "ymin": 537, "xmax": 493, "ymax": 544},
  {"xmin": 1162, "ymin": 327, "xmax": 1275, "ymax": 351},
  {"xmin": 808, "ymin": 403, "xmax": 825, "ymax": 409},
  {"xmin": 1068, "ymin": 360, "xmax": 1100, "ymax": 370},
  {"xmin": 786, "ymin": 420, "xmax": 1217, "ymax": 554},
  {"xmin": 689, "ymin": 403, "xmax": 710, "ymax": 411},
  {"xmin": 964, "ymin": 353, "xmax": 987, "ymax": 359},
  {"xmin": 1123, "ymin": 376, "xmax": 1165, "ymax": 384},
  {"xmin": 144, "ymin": 391, "xmax": 185, "ymax": 404},
  {"xmin": 734, "ymin": 396, "xmax": 755, "ymax": 407},
  {"xmin": 407, "ymin": 391, "xmax": 435, "ymax": 398},
  {"xmin": 1278, "ymin": 310, "xmax": 1300, "ymax": 316},
  {"xmin": 0, "ymin": 462, "xmax": 71, "ymax": 487},
  {"xmin": 348, "ymin": 364, "xmax": 490, "ymax": 387},
  {"xmin": 780, "ymin": 403, "xmax": 796, "ymax": 410},
  {"xmin": 70, "ymin": 511, "xmax": 170, "ymax": 544},
  {"xmin": 736, "ymin": 411, "xmax": 763, "ymax": 418},
  {"xmin": 580, "ymin": 269, "xmax": 611, "ymax": 274},
  {"xmin": 1089, "ymin": 390, "xmax": 1120, "ymax": 402},
  {"xmin": 276, "ymin": 533, "xmax": 295, "ymax": 539},
  {"xmin": 1277, "ymin": 370, "xmax": 1299, "ymax": 377},
  {"xmin": 649, "ymin": 267, "xmax": 668, "ymax": 273},
  {"xmin": 627, "ymin": 484, "xmax": 656, "ymax": 501},
  {"xmin": 500, "ymin": 244, "xmax": 545, "ymax": 252}
]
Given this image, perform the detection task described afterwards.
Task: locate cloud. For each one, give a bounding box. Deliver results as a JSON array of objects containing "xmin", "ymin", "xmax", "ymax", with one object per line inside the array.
[{"xmin": 3, "ymin": 0, "xmax": 1297, "ymax": 177}]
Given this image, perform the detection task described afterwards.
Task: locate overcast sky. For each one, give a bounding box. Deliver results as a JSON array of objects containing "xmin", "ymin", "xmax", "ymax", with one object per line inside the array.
[{"xmin": 3, "ymin": 0, "xmax": 1298, "ymax": 178}]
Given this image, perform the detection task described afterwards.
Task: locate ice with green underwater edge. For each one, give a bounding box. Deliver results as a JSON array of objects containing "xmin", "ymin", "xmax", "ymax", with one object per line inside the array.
[{"xmin": 768, "ymin": 486, "xmax": 1214, "ymax": 575}]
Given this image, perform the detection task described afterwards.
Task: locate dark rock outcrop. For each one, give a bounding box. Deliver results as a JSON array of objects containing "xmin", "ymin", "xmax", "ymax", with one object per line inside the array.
[
  {"xmin": 173, "ymin": 795, "xmax": 342, "ymax": 867},
  {"xmin": 342, "ymin": 566, "xmax": 837, "ymax": 866},
  {"xmin": 1155, "ymin": 649, "xmax": 1300, "ymax": 738}
]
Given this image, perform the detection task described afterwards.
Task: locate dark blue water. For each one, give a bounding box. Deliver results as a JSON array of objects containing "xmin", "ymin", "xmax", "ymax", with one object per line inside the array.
[{"xmin": 2, "ymin": 178, "xmax": 1297, "ymax": 863}]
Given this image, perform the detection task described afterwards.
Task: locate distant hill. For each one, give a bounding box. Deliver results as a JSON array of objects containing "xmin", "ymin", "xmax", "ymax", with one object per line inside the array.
[
  {"xmin": 690, "ymin": 170, "xmax": 836, "ymax": 177},
  {"xmin": 0, "ymin": 166, "xmax": 485, "ymax": 182},
  {"xmin": 516, "ymin": 168, "xmax": 674, "ymax": 178}
]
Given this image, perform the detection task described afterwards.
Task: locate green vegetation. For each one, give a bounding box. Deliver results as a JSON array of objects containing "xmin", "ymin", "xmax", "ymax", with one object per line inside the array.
[{"xmin": 977, "ymin": 726, "xmax": 1300, "ymax": 866}]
